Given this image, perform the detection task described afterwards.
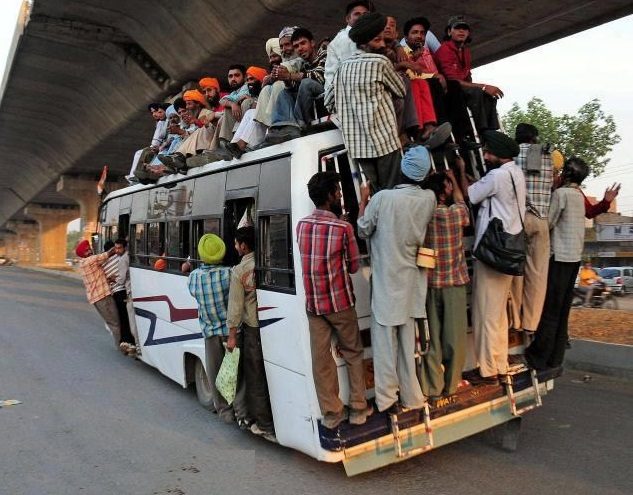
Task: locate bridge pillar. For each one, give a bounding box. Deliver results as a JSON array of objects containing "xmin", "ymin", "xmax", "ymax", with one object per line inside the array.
[
  {"xmin": 24, "ymin": 204, "xmax": 80, "ymax": 268},
  {"xmin": 4, "ymin": 220, "xmax": 40, "ymax": 265},
  {"xmin": 56, "ymin": 176, "xmax": 123, "ymax": 241}
]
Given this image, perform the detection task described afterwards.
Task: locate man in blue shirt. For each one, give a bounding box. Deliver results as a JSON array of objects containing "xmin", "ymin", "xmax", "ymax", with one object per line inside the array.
[{"xmin": 188, "ymin": 233, "xmax": 245, "ymax": 423}]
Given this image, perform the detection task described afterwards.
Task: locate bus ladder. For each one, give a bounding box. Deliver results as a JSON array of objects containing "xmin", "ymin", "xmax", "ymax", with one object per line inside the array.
[
  {"xmin": 504, "ymin": 368, "xmax": 543, "ymax": 416},
  {"xmin": 390, "ymin": 403, "xmax": 434, "ymax": 458}
]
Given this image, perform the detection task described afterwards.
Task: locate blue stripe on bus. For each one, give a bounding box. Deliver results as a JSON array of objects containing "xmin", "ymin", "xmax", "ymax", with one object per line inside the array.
[{"xmin": 135, "ymin": 308, "xmax": 284, "ymax": 346}]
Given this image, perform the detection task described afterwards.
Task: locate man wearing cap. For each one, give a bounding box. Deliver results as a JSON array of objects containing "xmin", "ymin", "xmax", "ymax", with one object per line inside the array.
[
  {"xmin": 297, "ymin": 171, "xmax": 372, "ymax": 430},
  {"xmin": 509, "ymin": 124, "xmax": 553, "ymax": 334},
  {"xmin": 324, "ymin": 1, "xmax": 374, "ymax": 100},
  {"xmin": 188, "ymin": 234, "xmax": 246, "ymax": 423},
  {"xmin": 330, "ymin": 12, "xmax": 405, "ymax": 192},
  {"xmin": 434, "ymin": 16, "xmax": 503, "ymax": 135},
  {"xmin": 75, "ymin": 240, "xmax": 122, "ymax": 349},
  {"xmin": 467, "ymin": 131, "xmax": 526, "ymax": 386},
  {"xmin": 357, "ymin": 146, "xmax": 436, "ymax": 413}
]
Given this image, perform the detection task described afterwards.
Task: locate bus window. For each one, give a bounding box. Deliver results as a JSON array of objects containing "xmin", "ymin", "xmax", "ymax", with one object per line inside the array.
[
  {"xmin": 131, "ymin": 223, "xmax": 146, "ymax": 265},
  {"xmin": 224, "ymin": 198, "xmax": 255, "ymax": 266},
  {"xmin": 118, "ymin": 214, "xmax": 130, "ymax": 240},
  {"xmin": 167, "ymin": 221, "xmax": 181, "ymax": 271},
  {"xmin": 257, "ymin": 213, "xmax": 294, "ymax": 293},
  {"xmin": 147, "ymin": 222, "xmax": 166, "ymax": 269},
  {"xmin": 320, "ymin": 150, "xmax": 367, "ymax": 254}
]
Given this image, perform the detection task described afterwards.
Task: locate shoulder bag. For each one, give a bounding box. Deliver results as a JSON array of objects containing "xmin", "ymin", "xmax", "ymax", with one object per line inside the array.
[{"xmin": 473, "ymin": 172, "xmax": 526, "ymax": 276}]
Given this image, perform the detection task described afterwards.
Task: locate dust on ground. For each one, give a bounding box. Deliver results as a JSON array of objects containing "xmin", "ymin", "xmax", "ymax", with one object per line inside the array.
[{"xmin": 569, "ymin": 307, "xmax": 633, "ymax": 345}]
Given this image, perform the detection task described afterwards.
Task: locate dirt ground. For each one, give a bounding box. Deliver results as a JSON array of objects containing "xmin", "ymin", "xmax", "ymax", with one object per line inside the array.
[{"xmin": 569, "ymin": 307, "xmax": 633, "ymax": 345}]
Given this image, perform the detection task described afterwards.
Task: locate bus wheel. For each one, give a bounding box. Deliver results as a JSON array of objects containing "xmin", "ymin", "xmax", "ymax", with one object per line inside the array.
[{"xmin": 194, "ymin": 358, "xmax": 216, "ymax": 411}]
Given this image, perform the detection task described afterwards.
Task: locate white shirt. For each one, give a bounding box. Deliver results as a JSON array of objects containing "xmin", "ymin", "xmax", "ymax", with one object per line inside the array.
[
  {"xmin": 151, "ymin": 119, "xmax": 168, "ymax": 148},
  {"xmin": 469, "ymin": 162, "xmax": 527, "ymax": 249},
  {"xmin": 324, "ymin": 25, "xmax": 361, "ymax": 96}
]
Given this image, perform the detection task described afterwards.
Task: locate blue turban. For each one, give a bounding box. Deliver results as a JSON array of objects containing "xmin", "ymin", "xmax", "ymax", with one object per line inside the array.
[{"xmin": 401, "ymin": 146, "xmax": 432, "ymax": 182}]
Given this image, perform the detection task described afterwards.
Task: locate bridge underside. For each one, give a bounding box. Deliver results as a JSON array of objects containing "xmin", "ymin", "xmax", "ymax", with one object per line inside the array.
[{"xmin": 1, "ymin": 0, "xmax": 632, "ymax": 225}]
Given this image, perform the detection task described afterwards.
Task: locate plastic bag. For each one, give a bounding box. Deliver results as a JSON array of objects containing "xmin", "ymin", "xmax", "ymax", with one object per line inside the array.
[{"xmin": 215, "ymin": 347, "xmax": 240, "ymax": 404}]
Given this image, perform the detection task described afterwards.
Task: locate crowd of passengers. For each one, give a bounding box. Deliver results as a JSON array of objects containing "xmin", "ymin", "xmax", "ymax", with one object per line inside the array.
[
  {"xmin": 127, "ymin": 1, "xmax": 506, "ymax": 184},
  {"xmin": 76, "ymin": 3, "xmax": 623, "ymax": 435}
]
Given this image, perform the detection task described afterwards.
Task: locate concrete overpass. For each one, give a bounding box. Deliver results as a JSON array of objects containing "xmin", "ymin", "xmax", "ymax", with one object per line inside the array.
[{"xmin": 1, "ymin": 0, "xmax": 632, "ymax": 266}]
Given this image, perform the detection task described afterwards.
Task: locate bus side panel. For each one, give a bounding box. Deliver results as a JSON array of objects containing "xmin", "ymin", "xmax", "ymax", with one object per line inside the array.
[{"xmin": 130, "ymin": 268, "xmax": 203, "ymax": 386}]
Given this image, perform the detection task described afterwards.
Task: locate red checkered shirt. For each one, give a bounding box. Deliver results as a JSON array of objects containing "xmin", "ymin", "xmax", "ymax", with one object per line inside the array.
[
  {"xmin": 426, "ymin": 201, "xmax": 470, "ymax": 288},
  {"xmin": 78, "ymin": 252, "xmax": 112, "ymax": 304},
  {"xmin": 296, "ymin": 209, "xmax": 360, "ymax": 315}
]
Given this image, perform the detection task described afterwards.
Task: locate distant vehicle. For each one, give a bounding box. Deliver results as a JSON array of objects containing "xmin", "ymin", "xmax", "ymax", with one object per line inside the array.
[
  {"xmin": 572, "ymin": 280, "xmax": 619, "ymax": 309},
  {"xmin": 598, "ymin": 266, "xmax": 633, "ymax": 295},
  {"xmin": 0, "ymin": 255, "xmax": 14, "ymax": 266}
]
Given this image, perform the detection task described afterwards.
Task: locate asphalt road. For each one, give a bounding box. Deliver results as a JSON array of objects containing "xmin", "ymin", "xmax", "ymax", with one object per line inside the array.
[{"xmin": 1, "ymin": 266, "xmax": 632, "ymax": 495}]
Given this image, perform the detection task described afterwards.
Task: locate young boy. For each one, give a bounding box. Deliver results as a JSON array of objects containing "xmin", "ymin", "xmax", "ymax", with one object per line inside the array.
[
  {"xmin": 421, "ymin": 158, "xmax": 470, "ymax": 398},
  {"xmin": 226, "ymin": 226, "xmax": 275, "ymax": 439},
  {"xmin": 525, "ymin": 157, "xmax": 590, "ymax": 370}
]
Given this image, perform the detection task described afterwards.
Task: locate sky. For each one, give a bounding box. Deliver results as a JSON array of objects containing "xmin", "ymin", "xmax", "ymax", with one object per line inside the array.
[{"xmin": 0, "ymin": 2, "xmax": 631, "ymax": 222}]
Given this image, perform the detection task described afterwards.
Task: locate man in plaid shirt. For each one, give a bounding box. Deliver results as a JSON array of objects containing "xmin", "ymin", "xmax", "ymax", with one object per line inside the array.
[
  {"xmin": 188, "ymin": 234, "xmax": 247, "ymax": 424},
  {"xmin": 296, "ymin": 171, "xmax": 371, "ymax": 430},
  {"xmin": 509, "ymin": 124, "xmax": 553, "ymax": 333},
  {"xmin": 421, "ymin": 158, "xmax": 470, "ymax": 398},
  {"xmin": 328, "ymin": 12, "xmax": 406, "ymax": 191}
]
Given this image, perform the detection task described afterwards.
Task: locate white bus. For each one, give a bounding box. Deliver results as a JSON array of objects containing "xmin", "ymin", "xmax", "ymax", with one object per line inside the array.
[{"xmin": 99, "ymin": 128, "xmax": 559, "ymax": 476}]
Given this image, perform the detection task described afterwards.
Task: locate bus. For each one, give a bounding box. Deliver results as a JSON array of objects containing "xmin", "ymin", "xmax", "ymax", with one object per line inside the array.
[{"xmin": 98, "ymin": 127, "xmax": 560, "ymax": 476}]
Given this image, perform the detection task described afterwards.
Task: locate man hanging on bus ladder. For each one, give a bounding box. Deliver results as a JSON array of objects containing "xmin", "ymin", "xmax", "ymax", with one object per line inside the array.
[
  {"xmin": 357, "ymin": 146, "xmax": 436, "ymax": 413},
  {"xmin": 525, "ymin": 158, "xmax": 590, "ymax": 370},
  {"xmin": 296, "ymin": 171, "xmax": 372, "ymax": 430},
  {"xmin": 509, "ymin": 124, "xmax": 553, "ymax": 334},
  {"xmin": 421, "ymin": 159, "xmax": 470, "ymax": 401},
  {"xmin": 75, "ymin": 240, "xmax": 122, "ymax": 349},
  {"xmin": 328, "ymin": 12, "xmax": 406, "ymax": 192},
  {"xmin": 188, "ymin": 234, "xmax": 248, "ymax": 423},
  {"xmin": 226, "ymin": 226, "xmax": 275, "ymax": 440}
]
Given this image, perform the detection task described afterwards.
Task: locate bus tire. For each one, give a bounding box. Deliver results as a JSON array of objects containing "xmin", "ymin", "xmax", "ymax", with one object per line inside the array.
[{"xmin": 194, "ymin": 358, "xmax": 216, "ymax": 411}]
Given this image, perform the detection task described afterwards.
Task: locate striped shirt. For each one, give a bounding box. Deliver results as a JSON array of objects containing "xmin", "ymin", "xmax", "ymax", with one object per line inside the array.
[
  {"xmin": 299, "ymin": 47, "xmax": 327, "ymax": 86},
  {"xmin": 515, "ymin": 143, "xmax": 553, "ymax": 218},
  {"xmin": 103, "ymin": 255, "xmax": 120, "ymax": 292},
  {"xmin": 296, "ymin": 209, "xmax": 360, "ymax": 315},
  {"xmin": 427, "ymin": 201, "xmax": 470, "ymax": 288},
  {"xmin": 549, "ymin": 186, "xmax": 585, "ymax": 263},
  {"xmin": 332, "ymin": 52, "xmax": 405, "ymax": 159},
  {"xmin": 188, "ymin": 264, "xmax": 231, "ymax": 338},
  {"xmin": 77, "ymin": 252, "xmax": 111, "ymax": 304}
]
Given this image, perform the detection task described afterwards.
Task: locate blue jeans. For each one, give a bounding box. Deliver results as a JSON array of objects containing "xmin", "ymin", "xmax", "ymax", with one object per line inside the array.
[{"xmin": 270, "ymin": 78, "xmax": 324, "ymax": 128}]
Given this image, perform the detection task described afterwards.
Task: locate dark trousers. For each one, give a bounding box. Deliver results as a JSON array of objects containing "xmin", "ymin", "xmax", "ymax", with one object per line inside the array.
[
  {"xmin": 113, "ymin": 290, "xmax": 135, "ymax": 344},
  {"xmin": 357, "ymin": 150, "xmax": 402, "ymax": 193},
  {"xmin": 237, "ymin": 325, "xmax": 274, "ymax": 431},
  {"xmin": 526, "ymin": 258, "xmax": 580, "ymax": 369}
]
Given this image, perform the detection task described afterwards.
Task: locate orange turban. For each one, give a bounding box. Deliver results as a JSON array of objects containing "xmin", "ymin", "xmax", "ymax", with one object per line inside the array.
[
  {"xmin": 246, "ymin": 66, "xmax": 268, "ymax": 83},
  {"xmin": 183, "ymin": 89, "xmax": 207, "ymax": 106},
  {"xmin": 154, "ymin": 258, "xmax": 167, "ymax": 271},
  {"xmin": 199, "ymin": 77, "xmax": 220, "ymax": 91}
]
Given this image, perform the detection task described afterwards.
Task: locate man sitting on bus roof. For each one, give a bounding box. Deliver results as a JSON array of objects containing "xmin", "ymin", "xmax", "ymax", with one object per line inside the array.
[
  {"xmin": 187, "ymin": 234, "xmax": 248, "ymax": 424},
  {"xmin": 357, "ymin": 146, "xmax": 436, "ymax": 413},
  {"xmin": 226, "ymin": 226, "xmax": 275, "ymax": 439},
  {"xmin": 264, "ymin": 28, "xmax": 327, "ymax": 143},
  {"xmin": 75, "ymin": 240, "xmax": 123, "ymax": 350},
  {"xmin": 296, "ymin": 171, "xmax": 372, "ymax": 430},
  {"xmin": 329, "ymin": 13, "xmax": 406, "ymax": 192}
]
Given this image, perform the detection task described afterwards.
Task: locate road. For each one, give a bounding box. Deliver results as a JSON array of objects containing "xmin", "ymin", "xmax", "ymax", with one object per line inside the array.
[{"xmin": 1, "ymin": 266, "xmax": 632, "ymax": 495}]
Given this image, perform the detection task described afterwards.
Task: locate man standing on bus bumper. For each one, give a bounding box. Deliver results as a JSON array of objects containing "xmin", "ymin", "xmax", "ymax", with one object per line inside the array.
[
  {"xmin": 297, "ymin": 171, "xmax": 372, "ymax": 430},
  {"xmin": 357, "ymin": 146, "xmax": 436, "ymax": 412},
  {"xmin": 188, "ymin": 234, "xmax": 245, "ymax": 423},
  {"xmin": 226, "ymin": 226, "xmax": 275, "ymax": 438},
  {"xmin": 75, "ymin": 240, "xmax": 122, "ymax": 348}
]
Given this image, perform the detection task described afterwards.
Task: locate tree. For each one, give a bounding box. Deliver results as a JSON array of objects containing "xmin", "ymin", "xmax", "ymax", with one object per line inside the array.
[
  {"xmin": 66, "ymin": 230, "xmax": 83, "ymax": 259},
  {"xmin": 502, "ymin": 97, "xmax": 620, "ymax": 177}
]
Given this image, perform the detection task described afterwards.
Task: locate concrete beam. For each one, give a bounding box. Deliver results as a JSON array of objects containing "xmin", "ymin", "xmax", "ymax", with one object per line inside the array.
[{"xmin": 24, "ymin": 203, "xmax": 79, "ymax": 268}]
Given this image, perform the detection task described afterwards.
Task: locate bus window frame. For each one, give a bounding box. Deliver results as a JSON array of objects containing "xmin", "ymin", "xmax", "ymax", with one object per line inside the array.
[{"xmin": 256, "ymin": 209, "xmax": 295, "ymax": 295}]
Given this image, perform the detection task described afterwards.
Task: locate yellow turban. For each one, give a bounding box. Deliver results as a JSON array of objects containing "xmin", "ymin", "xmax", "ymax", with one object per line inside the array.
[
  {"xmin": 198, "ymin": 234, "xmax": 226, "ymax": 265},
  {"xmin": 199, "ymin": 77, "xmax": 220, "ymax": 91},
  {"xmin": 183, "ymin": 89, "xmax": 207, "ymax": 106},
  {"xmin": 246, "ymin": 66, "xmax": 268, "ymax": 83},
  {"xmin": 551, "ymin": 149, "xmax": 564, "ymax": 172}
]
